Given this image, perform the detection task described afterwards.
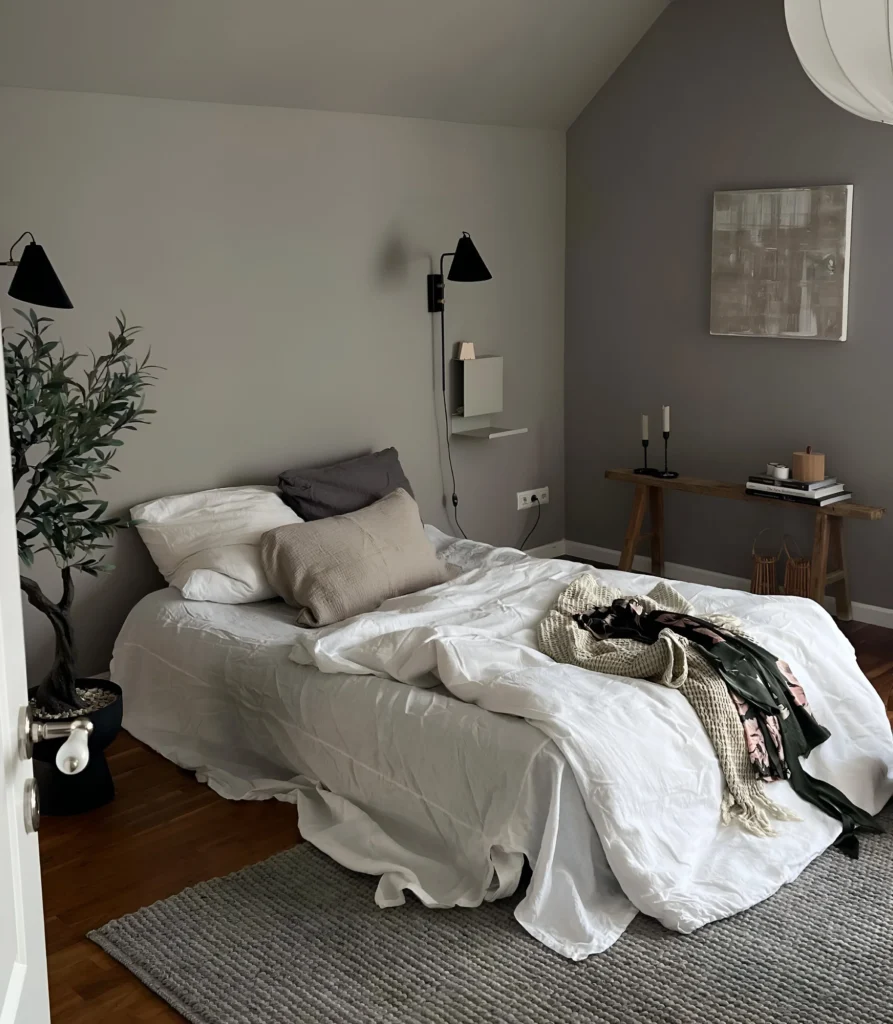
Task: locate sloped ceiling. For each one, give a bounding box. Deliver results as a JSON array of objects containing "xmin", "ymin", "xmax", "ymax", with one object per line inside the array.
[{"xmin": 0, "ymin": 0, "xmax": 667, "ymax": 129}]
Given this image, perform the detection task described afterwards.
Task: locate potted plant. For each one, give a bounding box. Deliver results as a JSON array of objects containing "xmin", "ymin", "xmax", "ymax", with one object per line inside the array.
[{"xmin": 4, "ymin": 308, "xmax": 159, "ymax": 813}]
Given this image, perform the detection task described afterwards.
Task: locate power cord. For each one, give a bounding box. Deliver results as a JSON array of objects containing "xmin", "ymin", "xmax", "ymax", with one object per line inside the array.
[
  {"xmin": 441, "ymin": 385, "xmax": 467, "ymax": 539},
  {"xmin": 520, "ymin": 495, "xmax": 541, "ymax": 551},
  {"xmin": 439, "ymin": 307, "xmax": 467, "ymax": 539}
]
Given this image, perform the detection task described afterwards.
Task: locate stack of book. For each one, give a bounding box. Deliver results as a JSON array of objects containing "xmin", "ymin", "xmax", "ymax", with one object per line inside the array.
[{"xmin": 746, "ymin": 474, "xmax": 852, "ymax": 507}]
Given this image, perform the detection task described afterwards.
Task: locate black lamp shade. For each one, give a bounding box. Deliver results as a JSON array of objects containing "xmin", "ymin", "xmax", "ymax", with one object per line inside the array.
[
  {"xmin": 8, "ymin": 243, "xmax": 73, "ymax": 309},
  {"xmin": 447, "ymin": 232, "xmax": 492, "ymax": 283}
]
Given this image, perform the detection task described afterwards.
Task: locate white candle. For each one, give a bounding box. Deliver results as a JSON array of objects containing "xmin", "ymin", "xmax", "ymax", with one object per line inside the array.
[
  {"xmin": 641, "ymin": 414, "xmax": 649, "ymax": 442},
  {"xmin": 662, "ymin": 405, "xmax": 671, "ymax": 433}
]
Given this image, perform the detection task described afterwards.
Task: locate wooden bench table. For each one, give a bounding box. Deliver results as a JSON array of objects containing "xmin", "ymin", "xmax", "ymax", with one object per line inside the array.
[{"xmin": 605, "ymin": 469, "xmax": 885, "ymax": 621}]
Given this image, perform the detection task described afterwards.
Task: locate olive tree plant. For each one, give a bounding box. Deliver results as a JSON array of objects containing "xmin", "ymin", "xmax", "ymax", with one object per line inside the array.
[{"xmin": 5, "ymin": 308, "xmax": 159, "ymax": 714}]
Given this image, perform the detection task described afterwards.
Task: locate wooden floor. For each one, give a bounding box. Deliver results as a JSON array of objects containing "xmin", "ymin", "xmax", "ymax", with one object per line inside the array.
[
  {"xmin": 40, "ymin": 733, "xmax": 300, "ymax": 1022},
  {"xmin": 838, "ymin": 620, "xmax": 893, "ymax": 726},
  {"xmin": 39, "ymin": 623, "xmax": 893, "ymax": 1023}
]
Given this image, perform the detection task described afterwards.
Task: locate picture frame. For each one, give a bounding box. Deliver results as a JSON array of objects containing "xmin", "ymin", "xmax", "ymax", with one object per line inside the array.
[{"xmin": 710, "ymin": 184, "xmax": 853, "ymax": 342}]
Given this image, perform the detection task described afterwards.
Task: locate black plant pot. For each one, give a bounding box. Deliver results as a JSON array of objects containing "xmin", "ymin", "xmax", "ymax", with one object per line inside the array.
[{"xmin": 30, "ymin": 679, "xmax": 123, "ymax": 816}]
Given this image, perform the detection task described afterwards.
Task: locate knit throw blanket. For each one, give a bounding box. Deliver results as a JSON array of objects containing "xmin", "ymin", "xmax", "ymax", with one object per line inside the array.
[{"xmin": 538, "ymin": 574, "xmax": 798, "ymax": 838}]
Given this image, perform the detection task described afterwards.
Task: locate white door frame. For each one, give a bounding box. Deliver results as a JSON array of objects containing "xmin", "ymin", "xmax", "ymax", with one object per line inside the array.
[{"xmin": 0, "ymin": 303, "xmax": 51, "ymax": 1023}]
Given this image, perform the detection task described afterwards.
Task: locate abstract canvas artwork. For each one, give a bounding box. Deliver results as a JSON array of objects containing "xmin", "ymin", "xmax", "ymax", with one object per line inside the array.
[{"xmin": 710, "ymin": 185, "xmax": 853, "ymax": 341}]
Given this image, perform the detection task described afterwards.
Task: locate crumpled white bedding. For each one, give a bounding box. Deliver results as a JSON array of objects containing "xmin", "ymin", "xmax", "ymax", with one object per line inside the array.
[
  {"xmin": 111, "ymin": 529, "xmax": 631, "ymax": 959},
  {"xmin": 291, "ymin": 528, "xmax": 893, "ymax": 947},
  {"xmin": 112, "ymin": 527, "xmax": 893, "ymax": 959}
]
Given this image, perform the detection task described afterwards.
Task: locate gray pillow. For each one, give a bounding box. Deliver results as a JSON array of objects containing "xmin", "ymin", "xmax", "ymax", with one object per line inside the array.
[
  {"xmin": 260, "ymin": 488, "xmax": 452, "ymax": 627},
  {"xmin": 278, "ymin": 448, "xmax": 413, "ymax": 521}
]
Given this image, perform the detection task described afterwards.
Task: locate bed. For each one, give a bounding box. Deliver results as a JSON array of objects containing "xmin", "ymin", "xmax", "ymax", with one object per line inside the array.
[{"xmin": 111, "ymin": 527, "xmax": 893, "ymax": 960}]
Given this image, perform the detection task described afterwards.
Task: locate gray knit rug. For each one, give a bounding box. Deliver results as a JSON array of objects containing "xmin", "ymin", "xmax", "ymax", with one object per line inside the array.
[{"xmin": 90, "ymin": 805, "xmax": 893, "ymax": 1024}]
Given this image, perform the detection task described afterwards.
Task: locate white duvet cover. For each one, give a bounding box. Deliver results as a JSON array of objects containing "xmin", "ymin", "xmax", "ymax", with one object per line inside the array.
[
  {"xmin": 111, "ymin": 536, "xmax": 631, "ymax": 959},
  {"xmin": 292, "ymin": 529, "xmax": 893, "ymax": 949}
]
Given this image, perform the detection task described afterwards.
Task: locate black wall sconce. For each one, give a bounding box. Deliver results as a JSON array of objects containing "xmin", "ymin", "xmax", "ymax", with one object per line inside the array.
[
  {"xmin": 427, "ymin": 232, "xmax": 491, "ymax": 391},
  {"xmin": 427, "ymin": 232, "xmax": 492, "ymax": 537},
  {"xmin": 2, "ymin": 232, "xmax": 73, "ymax": 309},
  {"xmin": 427, "ymin": 232, "xmax": 491, "ymax": 310}
]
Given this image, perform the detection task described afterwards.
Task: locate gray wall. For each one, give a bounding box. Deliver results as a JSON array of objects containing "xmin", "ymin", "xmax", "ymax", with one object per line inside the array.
[
  {"xmin": 0, "ymin": 87, "xmax": 566, "ymax": 682},
  {"xmin": 566, "ymin": 0, "xmax": 893, "ymax": 607}
]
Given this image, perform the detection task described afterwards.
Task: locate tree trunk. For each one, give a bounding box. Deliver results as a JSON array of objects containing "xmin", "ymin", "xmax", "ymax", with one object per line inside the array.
[{"xmin": 20, "ymin": 572, "xmax": 84, "ymax": 714}]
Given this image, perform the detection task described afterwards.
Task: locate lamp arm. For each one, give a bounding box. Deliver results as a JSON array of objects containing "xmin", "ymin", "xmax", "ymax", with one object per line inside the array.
[{"xmin": 4, "ymin": 231, "xmax": 36, "ymax": 266}]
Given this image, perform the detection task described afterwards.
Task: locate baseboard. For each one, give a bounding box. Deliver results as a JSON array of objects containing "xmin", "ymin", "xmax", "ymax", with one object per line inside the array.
[
  {"xmin": 525, "ymin": 539, "xmax": 567, "ymax": 559},
  {"xmin": 839, "ymin": 601, "xmax": 893, "ymax": 629},
  {"xmin": 532, "ymin": 539, "xmax": 893, "ymax": 630},
  {"xmin": 564, "ymin": 540, "xmax": 748, "ymax": 592}
]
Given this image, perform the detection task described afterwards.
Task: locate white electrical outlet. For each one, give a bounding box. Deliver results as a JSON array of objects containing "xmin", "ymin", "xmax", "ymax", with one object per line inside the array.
[{"xmin": 517, "ymin": 487, "xmax": 549, "ymax": 511}]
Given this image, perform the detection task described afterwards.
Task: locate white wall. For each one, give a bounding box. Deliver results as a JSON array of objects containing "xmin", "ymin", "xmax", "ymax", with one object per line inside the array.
[{"xmin": 0, "ymin": 87, "xmax": 566, "ymax": 682}]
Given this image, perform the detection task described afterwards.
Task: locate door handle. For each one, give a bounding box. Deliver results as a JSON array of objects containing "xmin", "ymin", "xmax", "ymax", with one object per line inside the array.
[
  {"xmin": 18, "ymin": 705, "xmax": 94, "ymax": 774},
  {"xmin": 23, "ymin": 777, "xmax": 40, "ymax": 834}
]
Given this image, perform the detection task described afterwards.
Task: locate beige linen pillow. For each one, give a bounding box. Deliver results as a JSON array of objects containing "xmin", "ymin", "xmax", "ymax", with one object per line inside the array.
[{"xmin": 260, "ymin": 488, "xmax": 453, "ymax": 626}]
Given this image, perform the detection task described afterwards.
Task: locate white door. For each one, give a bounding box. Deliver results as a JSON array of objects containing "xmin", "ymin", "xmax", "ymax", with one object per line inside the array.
[{"xmin": 0, "ymin": 305, "xmax": 51, "ymax": 1023}]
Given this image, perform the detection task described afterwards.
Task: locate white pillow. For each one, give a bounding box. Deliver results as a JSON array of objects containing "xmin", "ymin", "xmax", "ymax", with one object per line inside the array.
[
  {"xmin": 169, "ymin": 545, "xmax": 277, "ymax": 603},
  {"xmin": 132, "ymin": 486, "xmax": 302, "ymax": 603}
]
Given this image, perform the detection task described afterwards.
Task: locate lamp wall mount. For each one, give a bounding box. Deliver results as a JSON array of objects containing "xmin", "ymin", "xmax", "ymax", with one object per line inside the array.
[{"xmin": 427, "ymin": 273, "xmax": 445, "ymax": 313}]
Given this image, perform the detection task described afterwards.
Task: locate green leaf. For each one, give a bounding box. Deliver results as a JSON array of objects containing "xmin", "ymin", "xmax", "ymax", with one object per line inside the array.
[{"xmin": 7, "ymin": 310, "xmax": 163, "ymax": 584}]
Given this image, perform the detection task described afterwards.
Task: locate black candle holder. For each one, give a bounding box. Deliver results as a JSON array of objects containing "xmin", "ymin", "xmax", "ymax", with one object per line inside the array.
[
  {"xmin": 657, "ymin": 431, "xmax": 679, "ymax": 479},
  {"xmin": 634, "ymin": 440, "xmax": 659, "ymax": 476}
]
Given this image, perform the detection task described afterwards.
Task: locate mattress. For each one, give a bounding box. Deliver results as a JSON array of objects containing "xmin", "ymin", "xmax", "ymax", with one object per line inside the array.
[{"xmin": 111, "ymin": 536, "xmax": 630, "ymax": 959}]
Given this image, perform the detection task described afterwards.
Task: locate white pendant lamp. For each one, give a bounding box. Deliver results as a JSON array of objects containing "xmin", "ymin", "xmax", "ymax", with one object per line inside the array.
[{"xmin": 785, "ymin": 0, "xmax": 893, "ymax": 124}]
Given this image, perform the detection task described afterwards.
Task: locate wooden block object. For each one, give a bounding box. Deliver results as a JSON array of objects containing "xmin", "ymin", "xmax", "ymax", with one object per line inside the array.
[
  {"xmin": 792, "ymin": 449, "xmax": 825, "ymax": 482},
  {"xmin": 456, "ymin": 341, "xmax": 475, "ymax": 360}
]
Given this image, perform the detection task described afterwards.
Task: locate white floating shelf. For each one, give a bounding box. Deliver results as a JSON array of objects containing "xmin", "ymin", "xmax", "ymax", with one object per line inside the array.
[
  {"xmin": 453, "ymin": 426, "xmax": 528, "ymax": 440},
  {"xmin": 450, "ymin": 402, "xmax": 527, "ymax": 441}
]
